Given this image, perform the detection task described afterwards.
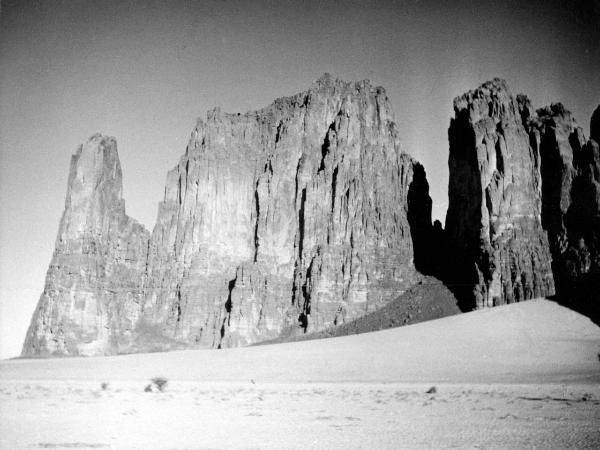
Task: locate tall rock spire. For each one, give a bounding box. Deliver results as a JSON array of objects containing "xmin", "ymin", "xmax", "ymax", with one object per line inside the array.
[
  {"xmin": 22, "ymin": 134, "xmax": 150, "ymax": 356},
  {"xmin": 445, "ymin": 79, "xmax": 555, "ymax": 310}
]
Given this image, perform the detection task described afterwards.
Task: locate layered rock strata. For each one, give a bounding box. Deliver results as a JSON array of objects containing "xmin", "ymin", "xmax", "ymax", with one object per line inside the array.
[
  {"xmin": 142, "ymin": 74, "xmax": 427, "ymax": 349},
  {"xmin": 22, "ymin": 135, "xmax": 150, "ymax": 356},
  {"xmin": 445, "ymin": 79, "xmax": 555, "ymax": 310},
  {"xmin": 23, "ymin": 75, "xmax": 432, "ymax": 356}
]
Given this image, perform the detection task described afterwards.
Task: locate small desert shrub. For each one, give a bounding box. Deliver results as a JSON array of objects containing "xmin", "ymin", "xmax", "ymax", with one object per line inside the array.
[
  {"xmin": 101, "ymin": 382, "xmax": 109, "ymax": 391},
  {"xmin": 152, "ymin": 377, "xmax": 168, "ymax": 391},
  {"xmin": 144, "ymin": 377, "xmax": 168, "ymax": 393}
]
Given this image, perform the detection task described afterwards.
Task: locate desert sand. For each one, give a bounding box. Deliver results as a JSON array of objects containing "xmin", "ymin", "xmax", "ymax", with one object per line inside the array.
[{"xmin": 1, "ymin": 299, "xmax": 599, "ymax": 449}]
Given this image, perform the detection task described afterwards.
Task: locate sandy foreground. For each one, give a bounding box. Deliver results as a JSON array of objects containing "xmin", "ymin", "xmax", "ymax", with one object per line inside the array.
[{"xmin": 1, "ymin": 299, "xmax": 599, "ymax": 449}]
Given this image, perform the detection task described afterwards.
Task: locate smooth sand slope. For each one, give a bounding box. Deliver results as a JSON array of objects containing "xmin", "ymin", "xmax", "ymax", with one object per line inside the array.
[{"xmin": 1, "ymin": 299, "xmax": 599, "ymax": 449}]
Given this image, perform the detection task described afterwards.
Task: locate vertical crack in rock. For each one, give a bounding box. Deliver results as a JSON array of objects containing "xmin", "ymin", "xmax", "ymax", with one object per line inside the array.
[
  {"xmin": 218, "ymin": 272, "xmax": 238, "ymax": 349},
  {"xmin": 299, "ymin": 253, "xmax": 318, "ymax": 332},
  {"xmin": 225, "ymin": 276, "xmax": 236, "ymax": 322},
  {"xmin": 318, "ymin": 122, "xmax": 336, "ymax": 172},
  {"xmin": 298, "ymin": 187, "xmax": 307, "ymax": 259},
  {"xmin": 331, "ymin": 165, "xmax": 338, "ymax": 214},
  {"xmin": 275, "ymin": 121, "xmax": 283, "ymax": 144},
  {"xmin": 253, "ymin": 182, "xmax": 260, "ymax": 263},
  {"xmin": 172, "ymin": 286, "xmax": 185, "ymax": 328}
]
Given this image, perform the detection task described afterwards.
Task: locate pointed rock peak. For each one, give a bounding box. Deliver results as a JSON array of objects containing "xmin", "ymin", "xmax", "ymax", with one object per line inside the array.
[
  {"xmin": 453, "ymin": 78, "xmax": 513, "ymax": 108},
  {"xmin": 516, "ymin": 93, "xmax": 534, "ymax": 126},
  {"xmin": 76, "ymin": 133, "xmax": 120, "ymax": 175},
  {"xmin": 537, "ymin": 102, "xmax": 571, "ymax": 118},
  {"xmin": 591, "ymin": 104, "xmax": 600, "ymax": 142},
  {"xmin": 535, "ymin": 102, "xmax": 580, "ymax": 131},
  {"xmin": 67, "ymin": 133, "xmax": 123, "ymax": 208},
  {"xmin": 480, "ymin": 77, "xmax": 511, "ymax": 93},
  {"xmin": 314, "ymin": 72, "xmax": 337, "ymax": 86},
  {"xmin": 83, "ymin": 133, "xmax": 118, "ymax": 155},
  {"xmin": 452, "ymin": 78, "xmax": 522, "ymax": 124},
  {"xmin": 206, "ymin": 106, "xmax": 222, "ymax": 121}
]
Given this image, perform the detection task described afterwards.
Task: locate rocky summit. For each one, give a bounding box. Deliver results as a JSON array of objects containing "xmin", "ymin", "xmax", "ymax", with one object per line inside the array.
[{"xmin": 22, "ymin": 75, "xmax": 433, "ymax": 356}]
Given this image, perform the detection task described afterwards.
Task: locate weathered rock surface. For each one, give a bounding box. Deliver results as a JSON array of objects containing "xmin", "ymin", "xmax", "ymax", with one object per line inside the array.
[
  {"xmin": 445, "ymin": 79, "xmax": 555, "ymax": 310},
  {"xmin": 23, "ymin": 75, "xmax": 433, "ymax": 356},
  {"xmin": 529, "ymin": 103, "xmax": 600, "ymax": 321},
  {"xmin": 141, "ymin": 74, "xmax": 427, "ymax": 350},
  {"xmin": 254, "ymin": 276, "xmax": 460, "ymax": 345},
  {"xmin": 22, "ymin": 135, "xmax": 150, "ymax": 356},
  {"xmin": 445, "ymin": 79, "xmax": 598, "ymax": 319}
]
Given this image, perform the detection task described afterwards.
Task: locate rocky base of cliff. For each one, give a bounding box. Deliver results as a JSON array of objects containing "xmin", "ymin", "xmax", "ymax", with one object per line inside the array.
[{"xmin": 254, "ymin": 276, "xmax": 460, "ymax": 345}]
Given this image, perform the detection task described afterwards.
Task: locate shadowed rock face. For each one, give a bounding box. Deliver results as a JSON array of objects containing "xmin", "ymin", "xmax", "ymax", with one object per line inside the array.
[
  {"xmin": 445, "ymin": 79, "xmax": 555, "ymax": 310},
  {"xmin": 529, "ymin": 104, "xmax": 586, "ymax": 293},
  {"xmin": 445, "ymin": 79, "xmax": 598, "ymax": 320},
  {"xmin": 530, "ymin": 104, "xmax": 600, "ymax": 321},
  {"xmin": 22, "ymin": 75, "xmax": 433, "ymax": 356},
  {"xmin": 591, "ymin": 105, "xmax": 600, "ymax": 143},
  {"xmin": 22, "ymin": 135, "xmax": 151, "ymax": 356}
]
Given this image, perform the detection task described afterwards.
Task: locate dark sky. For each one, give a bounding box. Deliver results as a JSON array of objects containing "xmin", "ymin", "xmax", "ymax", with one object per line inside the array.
[{"xmin": 1, "ymin": 0, "xmax": 598, "ymax": 358}]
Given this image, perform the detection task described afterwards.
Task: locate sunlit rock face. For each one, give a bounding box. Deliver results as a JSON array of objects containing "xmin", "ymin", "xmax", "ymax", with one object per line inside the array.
[
  {"xmin": 445, "ymin": 79, "xmax": 555, "ymax": 310},
  {"xmin": 22, "ymin": 75, "xmax": 432, "ymax": 355},
  {"xmin": 141, "ymin": 74, "xmax": 426, "ymax": 349},
  {"xmin": 22, "ymin": 134, "xmax": 151, "ymax": 356}
]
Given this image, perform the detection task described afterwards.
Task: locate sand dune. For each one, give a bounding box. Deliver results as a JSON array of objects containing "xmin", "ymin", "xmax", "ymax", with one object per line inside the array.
[{"xmin": 1, "ymin": 299, "xmax": 599, "ymax": 449}]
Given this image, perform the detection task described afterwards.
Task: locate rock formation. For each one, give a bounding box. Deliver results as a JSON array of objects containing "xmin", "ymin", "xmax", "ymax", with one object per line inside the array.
[
  {"xmin": 141, "ymin": 74, "xmax": 429, "ymax": 350},
  {"xmin": 445, "ymin": 78, "xmax": 598, "ymax": 319},
  {"xmin": 22, "ymin": 135, "xmax": 150, "ymax": 356},
  {"xmin": 445, "ymin": 79, "xmax": 555, "ymax": 310},
  {"xmin": 22, "ymin": 75, "xmax": 434, "ymax": 356},
  {"xmin": 528, "ymin": 103, "xmax": 600, "ymax": 320}
]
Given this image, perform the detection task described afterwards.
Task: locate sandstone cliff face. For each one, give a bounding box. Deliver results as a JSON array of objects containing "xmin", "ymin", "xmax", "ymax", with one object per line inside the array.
[
  {"xmin": 529, "ymin": 104, "xmax": 586, "ymax": 290},
  {"xmin": 23, "ymin": 75, "xmax": 432, "ymax": 355},
  {"xmin": 22, "ymin": 135, "xmax": 150, "ymax": 356},
  {"xmin": 445, "ymin": 79, "xmax": 555, "ymax": 310},
  {"xmin": 530, "ymin": 104, "xmax": 600, "ymax": 318},
  {"xmin": 140, "ymin": 74, "xmax": 425, "ymax": 350}
]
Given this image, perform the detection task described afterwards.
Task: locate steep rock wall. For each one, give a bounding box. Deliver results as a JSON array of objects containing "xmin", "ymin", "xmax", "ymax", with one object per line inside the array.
[
  {"xmin": 445, "ymin": 79, "xmax": 555, "ymax": 310},
  {"xmin": 22, "ymin": 135, "xmax": 150, "ymax": 356},
  {"xmin": 140, "ymin": 74, "xmax": 426, "ymax": 349},
  {"xmin": 530, "ymin": 104, "xmax": 600, "ymax": 320},
  {"xmin": 23, "ymin": 75, "xmax": 432, "ymax": 355}
]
